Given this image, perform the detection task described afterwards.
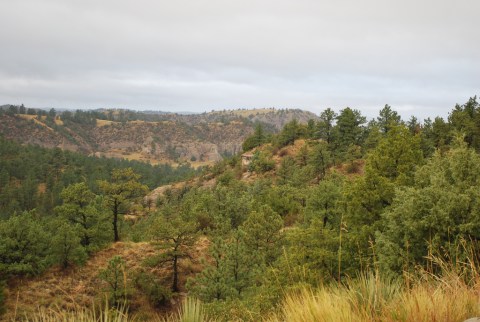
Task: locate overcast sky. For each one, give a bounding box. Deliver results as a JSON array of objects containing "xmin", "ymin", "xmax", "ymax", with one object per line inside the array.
[{"xmin": 0, "ymin": 0, "xmax": 478, "ymax": 120}]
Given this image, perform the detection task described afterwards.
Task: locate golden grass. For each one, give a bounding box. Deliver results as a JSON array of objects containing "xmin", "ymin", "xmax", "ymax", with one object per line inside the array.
[
  {"xmin": 96, "ymin": 119, "xmax": 117, "ymax": 127},
  {"xmin": 3, "ymin": 242, "xmax": 159, "ymax": 321},
  {"xmin": 9, "ymin": 238, "xmax": 480, "ymax": 322},
  {"xmin": 21, "ymin": 301, "xmax": 130, "ymax": 322},
  {"xmin": 100, "ymin": 149, "xmax": 212, "ymax": 168},
  {"xmin": 189, "ymin": 160, "xmax": 215, "ymax": 169},
  {"xmin": 19, "ymin": 298, "xmax": 211, "ymax": 322},
  {"xmin": 16, "ymin": 114, "xmax": 37, "ymax": 120},
  {"xmin": 54, "ymin": 117, "xmax": 64, "ymax": 125},
  {"xmin": 16, "ymin": 114, "xmax": 55, "ymax": 131},
  {"xmin": 268, "ymin": 270, "xmax": 480, "ymax": 322},
  {"xmin": 13, "ymin": 266, "xmax": 480, "ymax": 322},
  {"xmin": 95, "ymin": 119, "xmax": 165, "ymax": 127}
]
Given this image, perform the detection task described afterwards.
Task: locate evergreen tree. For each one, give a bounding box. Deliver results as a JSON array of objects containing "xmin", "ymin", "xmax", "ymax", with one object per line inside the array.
[
  {"xmin": 377, "ymin": 104, "xmax": 401, "ymax": 133},
  {"xmin": 241, "ymin": 205, "xmax": 283, "ymax": 265},
  {"xmin": 99, "ymin": 256, "xmax": 128, "ymax": 306},
  {"xmin": 242, "ymin": 123, "xmax": 267, "ymax": 151},
  {"xmin": 187, "ymin": 237, "xmax": 235, "ymax": 301},
  {"xmin": 98, "ymin": 168, "xmax": 148, "ymax": 242},
  {"xmin": 18, "ymin": 104, "xmax": 26, "ymax": 115},
  {"xmin": 448, "ymin": 96, "xmax": 480, "ymax": 149},
  {"xmin": 308, "ymin": 141, "xmax": 332, "ymax": 180},
  {"xmin": 149, "ymin": 212, "xmax": 198, "ymax": 292},
  {"xmin": 275, "ymin": 219, "xmax": 339, "ymax": 285},
  {"xmin": 378, "ymin": 143, "xmax": 480, "ymax": 273},
  {"xmin": 333, "ymin": 108, "xmax": 366, "ymax": 160},
  {"xmin": 316, "ymin": 108, "xmax": 337, "ymax": 143},
  {"xmin": 0, "ymin": 211, "xmax": 51, "ymax": 277},
  {"xmin": 276, "ymin": 119, "xmax": 304, "ymax": 147},
  {"xmin": 342, "ymin": 125, "xmax": 423, "ymax": 270},
  {"xmin": 367, "ymin": 125, "xmax": 423, "ymax": 185},
  {"xmin": 296, "ymin": 143, "xmax": 309, "ymax": 167},
  {"xmin": 407, "ymin": 115, "xmax": 420, "ymax": 135},
  {"xmin": 55, "ymin": 182, "xmax": 109, "ymax": 249},
  {"xmin": 225, "ymin": 230, "xmax": 255, "ymax": 296},
  {"xmin": 277, "ymin": 156, "xmax": 296, "ymax": 185},
  {"xmin": 305, "ymin": 177, "xmax": 342, "ymax": 227},
  {"xmin": 306, "ymin": 119, "xmax": 316, "ymax": 138},
  {"xmin": 48, "ymin": 219, "xmax": 87, "ymax": 269}
]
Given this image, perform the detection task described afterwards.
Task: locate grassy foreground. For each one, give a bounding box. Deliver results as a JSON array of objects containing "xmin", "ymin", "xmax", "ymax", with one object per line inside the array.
[
  {"xmin": 18, "ymin": 273, "xmax": 480, "ymax": 322},
  {"xmin": 18, "ymin": 298, "xmax": 208, "ymax": 322},
  {"xmin": 267, "ymin": 273, "xmax": 480, "ymax": 322},
  {"xmin": 15, "ymin": 255, "xmax": 480, "ymax": 322}
]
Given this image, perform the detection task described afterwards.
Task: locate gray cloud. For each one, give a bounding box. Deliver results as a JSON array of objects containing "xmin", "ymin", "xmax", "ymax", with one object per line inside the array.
[{"xmin": 0, "ymin": 0, "xmax": 478, "ymax": 120}]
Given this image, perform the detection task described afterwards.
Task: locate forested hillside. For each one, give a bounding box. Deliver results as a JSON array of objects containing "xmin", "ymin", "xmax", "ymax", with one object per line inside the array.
[{"xmin": 1, "ymin": 97, "xmax": 480, "ymax": 321}]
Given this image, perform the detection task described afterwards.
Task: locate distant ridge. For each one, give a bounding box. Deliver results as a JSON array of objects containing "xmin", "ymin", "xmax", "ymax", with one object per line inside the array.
[{"xmin": 0, "ymin": 106, "xmax": 318, "ymax": 166}]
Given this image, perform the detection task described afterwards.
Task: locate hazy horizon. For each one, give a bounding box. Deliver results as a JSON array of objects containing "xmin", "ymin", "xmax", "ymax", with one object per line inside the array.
[{"xmin": 1, "ymin": 0, "xmax": 478, "ymax": 120}]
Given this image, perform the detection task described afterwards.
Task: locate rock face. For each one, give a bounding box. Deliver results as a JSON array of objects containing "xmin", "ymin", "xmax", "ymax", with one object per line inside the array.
[{"xmin": 0, "ymin": 108, "xmax": 318, "ymax": 164}]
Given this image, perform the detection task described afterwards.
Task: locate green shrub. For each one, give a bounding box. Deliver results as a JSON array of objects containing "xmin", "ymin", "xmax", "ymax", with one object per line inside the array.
[
  {"xmin": 249, "ymin": 151, "xmax": 275, "ymax": 173},
  {"xmin": 99, "ymin": 256, "xmax": 129, "ymax": 307},
  {"xmin": 135, "ymin": 272, "xmax": 172, "ymax": 307}
]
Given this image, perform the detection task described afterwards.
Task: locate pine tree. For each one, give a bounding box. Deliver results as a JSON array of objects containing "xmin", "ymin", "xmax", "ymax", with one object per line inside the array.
[
  {"xmin": 98, "ymin": 168, "xmax": 148, "ymax": 242},
  {"xmin": 241, "ymin": 205, "xmax": 283, "ymax": 265},
  {"xmin": 277, "ymin": 156, "xmax": 296, "ymax": 185},
  {"xmin": 0, "ymin": 211, "xmax": 51, "ymax": 277},
  {"xmin": 378, "ymin": 143, "xmax": 480, "ymax": 273},
  {"xmin": 333, "ymin": 108, "xmax": 366, "ymax": 160},
  {"xmin": 56, "ymin": 182, "xmax": 109, "ymax": 248},
  {"xmin": 308, "ymin": 141, "xmax": 332, "ymax": 180},
  {"xmin": 99, "ymin": 256, "xmax": 128, "ymax": 306},
  {"xmin": 49, "ymin": 220, "xmax": 87, "ymax": 269},
  {"xmin": 316, "ymin": 108, "xmax": 337, "ymax": 143},
  {"xmin": 377, "ymin": 104, "xmax": 401, "ymax": 133},
  {"xmin": 187, "ymin": 236, "xmax": 235, "ymax": 301},
  {"xmin": 149, "ymin": 212, "xmax": 198, "ymax": 292}
]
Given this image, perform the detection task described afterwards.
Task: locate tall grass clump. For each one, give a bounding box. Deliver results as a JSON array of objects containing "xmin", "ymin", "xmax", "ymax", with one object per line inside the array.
[
  {"xmin": 22, "ymin": 297, "xmax": 212, "ymax": 322},
  {"xmin": 268, "ymin": 273, "xmax": 401, "ymax": 322},
  {"xmin": 23, "ymin": 301, "xmax": 129, "ymax": 322},
  {"xmin": 383, "ymin": 249, "xmax": 480, "ymax": 322},
  {"xmin": 269, "ymin": 245, "xmax": 480, "ymax": 322},
  {"xmin": 169, "ymin": 297, "xmax": 211, "ymax": 322}
]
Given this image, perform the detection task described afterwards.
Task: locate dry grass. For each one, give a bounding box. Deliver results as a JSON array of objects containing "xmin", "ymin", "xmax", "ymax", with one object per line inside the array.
[
  {"xmin": 96, "ymin": 119, "xmax": 165, "ymax": 127},
  {"xmin": 100, "ymin": 150, "xmax": 161, "ymax": 165},
  {"xmin": 189, "ymin": 161, "xmax": 215, "ymax": 169},
  {"xmin": 16, "ymin": 114, "xmax": 37, "ymax": 121},
  {"xmin": 9, "ymin": 252, "xmax": 480, "ymax": 322},
  {"xmin": 23, "ymin": 271, "xmax": 480, "ymax": 322},
  {"xmin": 15, "ymin": 114, "xmax": 55, "ymax": 132},
  {"xmin": 19, "ymin": 301, "xmax": 130, "ymax": 322},
  {"xmin": 269, "ymin": 261, "xmax": 480, "ymax": 322},
  {"xmin": 3, "ymin": 242, "xmax": 160, "ymax": 321},
  {"xmin": 96, "ymin": 119, "xmax": 117, "ymax": 127},
  {"xmin": 100, "ymin": 149, "xmax": 212, "ymax": 168},
  {"xmin": 4, "ymin": 239, "xmax": 209, "ymax": 321},
  {"xmin": 6, "ymin": 223, "xmax": 480, "ymax": 322},
  {"xmin": 18, "ymin": 297, "xmax": 212, "ymax": 322},
  {"xmin": 54, "ymin": 117, "xmax": 64, "ymax": 126}
]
